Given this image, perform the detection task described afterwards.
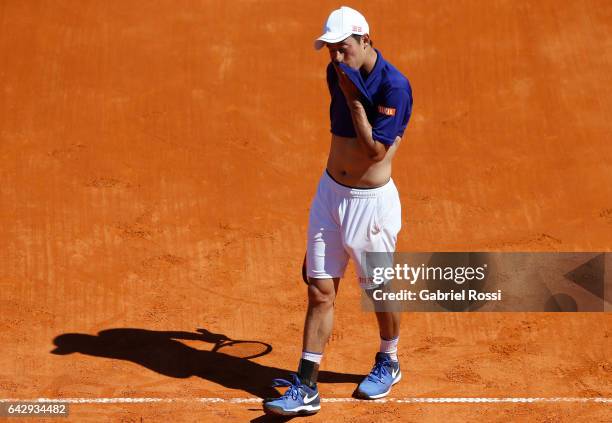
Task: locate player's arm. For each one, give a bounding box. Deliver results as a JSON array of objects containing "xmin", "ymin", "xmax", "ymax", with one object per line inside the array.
[
  {"xmin": 349, "ymin": 98, "xmax": 390, "ymax": 161},
  {"xmin": 332, "ymin": 62, "xmax": 387, "ymax": 161}
]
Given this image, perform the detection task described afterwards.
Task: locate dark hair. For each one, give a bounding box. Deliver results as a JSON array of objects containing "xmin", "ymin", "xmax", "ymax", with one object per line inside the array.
[{"xmin": 351, "ymin": 34, "xmax": 374, "ymax": 47}]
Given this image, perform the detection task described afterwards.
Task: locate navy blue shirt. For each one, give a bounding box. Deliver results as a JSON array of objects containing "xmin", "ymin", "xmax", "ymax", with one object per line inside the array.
[{"xmin": 327, "ymin": 49, "xmax": 413, "ymax": 146}]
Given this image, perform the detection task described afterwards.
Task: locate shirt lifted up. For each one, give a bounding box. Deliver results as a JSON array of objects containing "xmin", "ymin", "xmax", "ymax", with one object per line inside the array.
[{"xmin": 327, "ymin": 49, "xmax": 413, "ymax": 146}]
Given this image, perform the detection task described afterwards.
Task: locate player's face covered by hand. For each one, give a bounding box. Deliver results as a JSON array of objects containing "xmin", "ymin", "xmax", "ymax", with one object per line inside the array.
[{"xmin": 326, "ymin": 36, "xmax": 367, "ymax": 70}]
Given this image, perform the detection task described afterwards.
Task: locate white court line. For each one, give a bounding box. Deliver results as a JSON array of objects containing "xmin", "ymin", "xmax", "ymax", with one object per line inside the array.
[{"xmin": 0, "ymin": 397, "xmax": 610, "ymax": 404}]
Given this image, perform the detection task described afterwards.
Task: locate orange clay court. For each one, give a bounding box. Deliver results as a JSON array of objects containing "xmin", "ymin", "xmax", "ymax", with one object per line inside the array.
[{"xmin": 0, "ymin": 1, "xmax": 611, "ymax": 422}]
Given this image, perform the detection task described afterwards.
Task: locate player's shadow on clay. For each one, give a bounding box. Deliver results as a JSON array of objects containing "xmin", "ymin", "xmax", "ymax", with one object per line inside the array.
[{"xmin": 50, "ymin": 328, "xmax": 361, "ymax": 399}]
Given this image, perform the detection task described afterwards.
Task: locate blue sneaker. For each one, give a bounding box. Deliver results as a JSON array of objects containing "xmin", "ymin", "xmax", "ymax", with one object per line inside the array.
[
  {"xmin": 355, "ymin": 352, "xmax": 402, "ymax": 399},
  {"xmin": 263, "ymin": 374, "xmax": 321, "ymax": 416}
]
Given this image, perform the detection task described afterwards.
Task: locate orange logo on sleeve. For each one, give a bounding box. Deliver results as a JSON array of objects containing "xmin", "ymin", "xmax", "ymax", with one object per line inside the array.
[{"xmin": 378, "ymin": 105, "xmax": 396, "ymax": 116}]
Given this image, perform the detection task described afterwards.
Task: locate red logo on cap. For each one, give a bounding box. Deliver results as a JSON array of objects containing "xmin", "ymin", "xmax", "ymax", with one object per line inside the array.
[{"xmin": 352, "ymin": 25, "xmax": 362, "ymax": 32}]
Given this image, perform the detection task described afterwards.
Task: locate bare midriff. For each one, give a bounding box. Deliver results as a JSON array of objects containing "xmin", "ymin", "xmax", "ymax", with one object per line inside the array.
[{"xmin": 325, "ymin": 134, "xmax": 401, "ymax": 188}]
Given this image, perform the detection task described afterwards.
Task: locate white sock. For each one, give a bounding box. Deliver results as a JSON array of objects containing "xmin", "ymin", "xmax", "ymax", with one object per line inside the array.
[
  {"xmin": 380, "ymin": 336, "xmax": 399, "ymax": 361},
  {"xmin": 301, "ymin": 350, "xmax": 323, "ymax": 364}
]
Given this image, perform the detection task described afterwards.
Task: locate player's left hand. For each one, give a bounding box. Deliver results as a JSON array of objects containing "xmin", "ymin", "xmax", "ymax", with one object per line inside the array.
[{"xmin": 332, "ymin": 61, "xmax": 361, "ymax": 104}]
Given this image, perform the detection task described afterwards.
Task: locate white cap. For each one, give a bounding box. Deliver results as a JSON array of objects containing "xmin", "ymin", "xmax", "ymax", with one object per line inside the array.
[{"xmin": 314, "ymin": 6, "xmax": 370, "ymax": 50}]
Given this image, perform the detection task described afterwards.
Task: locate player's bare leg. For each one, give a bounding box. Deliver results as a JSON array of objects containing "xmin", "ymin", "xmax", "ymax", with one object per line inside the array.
[
  {"xmin": 375, "ymin": 311, "xmax": 401, "ymax": 340},
  {"xmin": 262, "ymin": 278, "xmax": 339, "ymax": 416},
  {"xmin": 303, "ymin": 277, "xmax": 340, "ymax": 354}
]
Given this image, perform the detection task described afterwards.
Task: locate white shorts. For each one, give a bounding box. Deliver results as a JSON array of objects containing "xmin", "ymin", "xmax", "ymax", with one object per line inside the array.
[{"xmin": 306, "ymin": 170, "xmax": 402, "ymax": 289}]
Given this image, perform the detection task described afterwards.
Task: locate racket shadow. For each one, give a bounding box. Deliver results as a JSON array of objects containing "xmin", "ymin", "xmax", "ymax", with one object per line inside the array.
[{"xmin": 51, "ymin": 327, "xmax": 363, "ymax": 398}]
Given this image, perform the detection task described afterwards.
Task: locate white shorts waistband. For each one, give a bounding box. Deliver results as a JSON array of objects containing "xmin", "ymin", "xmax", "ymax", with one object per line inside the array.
[{"xmin": 322, "ymin": 170, "xmax": 396, "ymax": 198}]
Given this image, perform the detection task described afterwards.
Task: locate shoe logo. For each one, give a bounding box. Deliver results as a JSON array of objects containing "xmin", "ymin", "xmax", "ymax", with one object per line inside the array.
[
  {"xmin": 391, "ymin": 368, "xmax": 400, "ymax": 379},
  {"xmin": 303, "ymin": 392, "xmax": 319, "ymax": 404}
]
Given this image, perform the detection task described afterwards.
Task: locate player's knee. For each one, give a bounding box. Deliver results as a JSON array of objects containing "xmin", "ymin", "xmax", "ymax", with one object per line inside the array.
[{"xmin": 307, "ymin": 280, "xmax": 336, "ymax": 307}]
